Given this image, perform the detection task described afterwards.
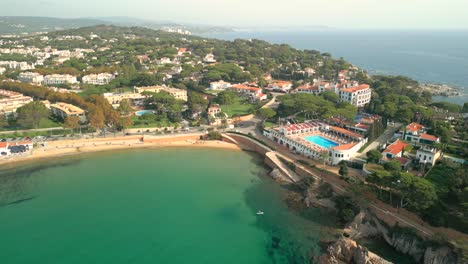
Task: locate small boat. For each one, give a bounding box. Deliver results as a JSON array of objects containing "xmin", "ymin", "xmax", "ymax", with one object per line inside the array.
[{"xmin": 256, "ymin": 210, "xmax": 264, "ymax": 215}]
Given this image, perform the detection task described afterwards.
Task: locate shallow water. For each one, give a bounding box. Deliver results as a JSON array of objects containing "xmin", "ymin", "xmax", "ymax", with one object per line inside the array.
[{"xmin": 0, "ymin": 148, "xmax": 334, "ymax": 264}]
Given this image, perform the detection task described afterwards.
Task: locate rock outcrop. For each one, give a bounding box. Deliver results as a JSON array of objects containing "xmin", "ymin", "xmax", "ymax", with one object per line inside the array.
[
  {"xmin": 344, "ymin": 211, "xmax": 459, "ymax": 264},
  {"xmin": 318, "ymin": 237, "xmax": 392, "ymax": 264}
]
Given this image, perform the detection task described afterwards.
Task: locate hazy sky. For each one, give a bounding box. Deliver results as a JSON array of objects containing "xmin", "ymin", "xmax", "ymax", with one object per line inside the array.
[{"xmin": 1, "ymin": 0, "xmax": 467, "ymax": 29}]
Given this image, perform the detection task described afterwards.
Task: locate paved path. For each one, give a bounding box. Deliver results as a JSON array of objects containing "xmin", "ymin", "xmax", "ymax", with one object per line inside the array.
[
  {"xmin": 358, "ymin": 123, "xmax": 402, "ymax": 155},
  {"xmin": 0, "ymin": 127, "xmax": 64, "ymax": 135}
]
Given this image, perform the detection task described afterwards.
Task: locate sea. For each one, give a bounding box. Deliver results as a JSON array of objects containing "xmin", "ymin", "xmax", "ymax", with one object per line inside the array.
[
  {"xmin": 203, "ymin": 30, "xmax": 468, "ymax": 105},
  {"xmin": 0, "ymin": 148, "xmax": 332, "ymax": 263},
  {"xmin": 0, "ymin": 148, "xmax": 417, "ymax": 263}
]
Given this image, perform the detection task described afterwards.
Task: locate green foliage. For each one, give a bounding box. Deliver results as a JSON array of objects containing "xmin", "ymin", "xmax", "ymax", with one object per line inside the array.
[
  {"xmin": 277, "ymin": 93, "xmax": 356, "ymax": 121},
  {"xmin": 339, "ymin": 162, "xmax": 348, "ymax": 177},
  {"xmin": 366, "ymin": 150, "xmax": 382, "ymax": 163},
  {"xmin": 216, "ymin": 90, "xmax": 238, "ymax": 105},
  {"xmin": 0, "ymin": 54, "xmax": 36, "ymax": 63},
  {"xmin": 383, "ymin": 160, "xmax": 402, "ymax": 174},
  {"xmin": 333, "ymin": 195, "xmax": 359, "ymax": 224},
  {"xmin": 256, "ymin": 108, "xmax": 276, "ymax": 120},
  {"xmin": 398, "ymin": 172, "xmax": 437, "ymax": 211},
  {"xmin": 317, "ymin": 182, "xmax": 334, "ymax": 199},
  {"xmin": 16, "ymin": 101, "xmax": 50, "ymax": 129},
  {"xmin": 206, "ymin": 131, "xmax": 222, "ymax": 140}
]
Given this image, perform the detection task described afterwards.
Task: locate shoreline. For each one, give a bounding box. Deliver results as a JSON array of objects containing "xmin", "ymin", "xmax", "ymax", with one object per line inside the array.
[{"xmin": 0, "ymin": 134, "xmax": 242, "ymax": 168}]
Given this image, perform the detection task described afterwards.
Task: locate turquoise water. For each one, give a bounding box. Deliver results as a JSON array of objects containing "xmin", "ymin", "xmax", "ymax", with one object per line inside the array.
[
  {"xmin": 0, "ymin": 148, "xmax": 335, "ymax": 264},
  {"xmin": 304, "ymin": 135, "xmax": 338, "ymax": 149},
  {"xmin": 135, "ymin": 110, "xmax": 154, "ymax": 116}
]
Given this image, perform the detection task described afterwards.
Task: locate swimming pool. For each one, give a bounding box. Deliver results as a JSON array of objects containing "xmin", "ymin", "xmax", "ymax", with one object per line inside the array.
[
  {"xmin": 304, "ymin": 135, "xmax": 339, "ymax": 149},
  {"xmin": 135, "ymin": 110, "xmax": 154, "ymax": 116}
]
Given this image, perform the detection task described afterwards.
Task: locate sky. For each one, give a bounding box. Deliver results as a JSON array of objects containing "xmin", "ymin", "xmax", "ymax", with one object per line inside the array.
[{"xmin": 1, "ymin": 0, "xmax": 468, "ymax": 30}]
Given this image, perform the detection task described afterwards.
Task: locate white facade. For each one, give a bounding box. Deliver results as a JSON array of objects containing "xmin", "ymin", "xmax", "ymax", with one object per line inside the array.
[
  {"xmin": 266, "ymin": 81, "xmax": 293, "ymax": 92},
  {"xmin": 210, "ymin": 80, "xmax": 232, "ymax": 90},
  {"xmin": 339, "ymin": 84, "xmax": 372, "ymax": 107},
  {"xmin": 416, "ymin": 147, "xmax": 441, "ymax": 166},
  {"xmin": 0, "ymin": 67, "xmax": 5, "ymax": 75},
  {"xmin": 82, "ymin": 73, "xmax": 115, "ymax": 85},
  {"xmin": 203, "ymin": 53, "xmax": 216, "ymax": 63},
  {"xmin": 43, "ymin": 74, "xmax": 78, "ymax": 85},
  {"xmin": 0, "ymin": 89, "xmax": 33, "ymax": 114},
  {"xmin": 0, "ymin": 61, "xmax": 35, "ymax": 71},
  {"xmin": 18, "ymin": 72, "xmax": 44, "ymax": 84}
]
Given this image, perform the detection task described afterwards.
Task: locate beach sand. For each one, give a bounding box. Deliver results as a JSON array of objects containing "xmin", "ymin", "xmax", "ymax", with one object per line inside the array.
[{"xmin": 0, "ymin": 133, "xmax": 241, "ymax": 167}]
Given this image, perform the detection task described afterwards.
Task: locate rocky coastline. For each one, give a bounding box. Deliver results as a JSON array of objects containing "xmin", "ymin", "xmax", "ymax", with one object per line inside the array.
[
  {"xmin": 296, "ymin": 180, "xmax": 460, "ymax": 264},
  {"xmin": 419, "ymin": 83, "xmax": 461, "ymax": 97}
]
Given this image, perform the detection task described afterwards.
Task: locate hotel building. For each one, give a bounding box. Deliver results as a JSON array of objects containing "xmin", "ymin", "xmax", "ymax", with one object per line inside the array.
[
  {"xmin": 50, "ymin": 102, "xmax": 86, "ymax": 122},
  {"xmin": 43, "ymin": 74, "xmax": 78, "ymax": 85},
  {"xmin": 18, "ymin": 72, "xmax": 44, "ymax": 84},
  {"xmin": 264, "ymin": 121, "xmax": 367, "ymax": 165}
]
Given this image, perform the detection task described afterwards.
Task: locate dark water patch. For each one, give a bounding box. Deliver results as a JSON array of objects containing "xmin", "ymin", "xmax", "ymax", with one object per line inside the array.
[
  {"xmin": 0, "ymin": 195, "xmax": 38, "ymax": 207},
  {"xmin": 243, "ymin": 173, "xmax": 334, "ymax": 263}
]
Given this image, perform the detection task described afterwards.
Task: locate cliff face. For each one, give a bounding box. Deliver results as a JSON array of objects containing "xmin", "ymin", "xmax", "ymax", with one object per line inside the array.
[
  {"xmin": 318, "ymin": 237, "xmax": 392, "ymax": 264},
  {"xmin": 345, "ymin": 211, "xmax": 459, "ymax": 264}
]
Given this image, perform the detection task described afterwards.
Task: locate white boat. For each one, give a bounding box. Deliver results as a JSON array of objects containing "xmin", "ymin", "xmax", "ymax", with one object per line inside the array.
[{"xmin": 256, "ymin": 210, "xmax": 264, "ymax": 215}]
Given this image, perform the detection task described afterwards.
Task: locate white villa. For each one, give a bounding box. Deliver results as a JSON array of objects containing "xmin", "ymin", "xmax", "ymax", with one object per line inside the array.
[
  {"xmin": 18, "ymin": 72, "xmax": 44, "ymax": 84},
  {"xmin": 229, "ymin": 84, "xmax": 267, "ymax": 101},
  {"xmin": 210, "ymin": 80, "xmax": 232, "ymax": 90},
  {"xmin": 266, "ymin": 80, "xmax": 293, "ymax": 92},
  {"xmin": 339, "ymin": 84, "xmax": 372, "ymax": 107},
  {"xmin": 135, "ymin": 86, "xmax": 188, "ymax": 101},
  {"xmin": 82, "ymin": 73, "xmax": 115, "ymax": 85}
]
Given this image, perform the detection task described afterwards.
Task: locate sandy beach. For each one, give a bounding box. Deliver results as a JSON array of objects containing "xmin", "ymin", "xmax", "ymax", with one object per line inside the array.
[{"xmin": 0, "ymin": 133, "xmax": 241, "ymax": 167}]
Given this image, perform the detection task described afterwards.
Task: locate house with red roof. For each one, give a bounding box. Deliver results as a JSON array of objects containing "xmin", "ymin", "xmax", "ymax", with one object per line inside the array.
[
  {"xmin": 229, "ymin": 84, "xmax": 267, "ymax": 101},
  {"xmin": 403, "ymin": 122, "xmax": 439, "ymax": 145},
  {"xmin": 382, "ymin": 140, "xmax": 408, "ymax": 159},
  {"xmin": 266, "ymin": 80, "xmax": 292, "ymax": 93}
]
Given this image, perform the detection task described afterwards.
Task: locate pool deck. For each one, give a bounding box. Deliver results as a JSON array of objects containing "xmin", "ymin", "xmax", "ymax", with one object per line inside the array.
[{"xmin": 289, "ymin": 131, "xmax": 353, "ymax": 152}]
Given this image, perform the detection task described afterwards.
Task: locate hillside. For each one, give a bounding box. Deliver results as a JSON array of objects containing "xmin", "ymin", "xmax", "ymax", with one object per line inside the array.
[
  {"xmin": 0, "ymin": 16, "xmax": 106, "ymax": 34},
  {"xmin": 0, "ymin": 16, "xmax": 232, "ymax": 35}
]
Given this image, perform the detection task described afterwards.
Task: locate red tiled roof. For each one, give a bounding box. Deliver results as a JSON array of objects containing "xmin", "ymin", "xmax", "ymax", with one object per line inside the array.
[
  {"xmin": 0, "ymin": 142, "xmax": 7, "ymax": 148},
  {"xmin": 420, "ymin": 133, "xmax": 438, "ymax": 141},
  {"xmin": 230, "ymin": 85, "xmax": 261, "ymax": 92},
  {"xmin": 297, "ymin": 84, "xmax": 318, "ymax": 90},
  {"xmin": 341, "ymin": 84, "xmax": 370, "ymax": 93},
  {"xmin": 383, "ymin": 140, "xmax": 408, "ymax": 155},
  {"xmin": 332, "ymin": 142, "xmax": 357, "ymax": 151},
  {"xmin": 406, "ymin": 122, "xmax": 424, "ymax": 132}
]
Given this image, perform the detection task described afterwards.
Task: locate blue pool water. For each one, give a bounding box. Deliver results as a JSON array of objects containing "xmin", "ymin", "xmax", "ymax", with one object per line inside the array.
[
  {"xmin": 135, "ymin": 110, "xmax": 154, "ymax": 116},
  {"xmin": 304, "ymin": 135, "xmax": 339, "ymax": 149}
]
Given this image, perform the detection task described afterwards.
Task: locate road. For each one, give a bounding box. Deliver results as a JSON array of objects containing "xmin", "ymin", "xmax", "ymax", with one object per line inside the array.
[{"xmin": 358, "ymin": 122, "xmax": 402, "ymax": 156}]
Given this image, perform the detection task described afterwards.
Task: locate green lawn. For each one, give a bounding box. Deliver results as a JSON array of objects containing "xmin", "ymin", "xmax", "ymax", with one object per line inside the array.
[
  {"xmin": 221, "ymin": 100, "xmax": 255, "ymax": 117},
  {"xmin": 0, "ymin": 117, "xmax": 62, "ymax": 132},
  {"xmin": 130, "ymin": 116, "xmax": 177, "ymax": 129}
]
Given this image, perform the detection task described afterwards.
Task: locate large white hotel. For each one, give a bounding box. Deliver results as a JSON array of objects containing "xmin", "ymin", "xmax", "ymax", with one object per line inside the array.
[
  {"xmin": 264, "ymin": 121, "xmax": 367, "ymax": 165},
  {"xmin": 43, "ymin": 74, "xmax": 78, "ymax": 85}
]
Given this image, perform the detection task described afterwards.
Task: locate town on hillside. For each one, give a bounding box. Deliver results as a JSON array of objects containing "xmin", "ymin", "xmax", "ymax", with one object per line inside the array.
[{"xmin": 0, "ymin": 25, "xmax": 467, "ymax": 246}]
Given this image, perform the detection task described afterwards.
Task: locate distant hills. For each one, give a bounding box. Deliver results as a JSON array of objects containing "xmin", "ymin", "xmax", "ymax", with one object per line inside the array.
[{"xmin": 0, "ymin": 16, "xmax": 233, "ymax": 35}]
